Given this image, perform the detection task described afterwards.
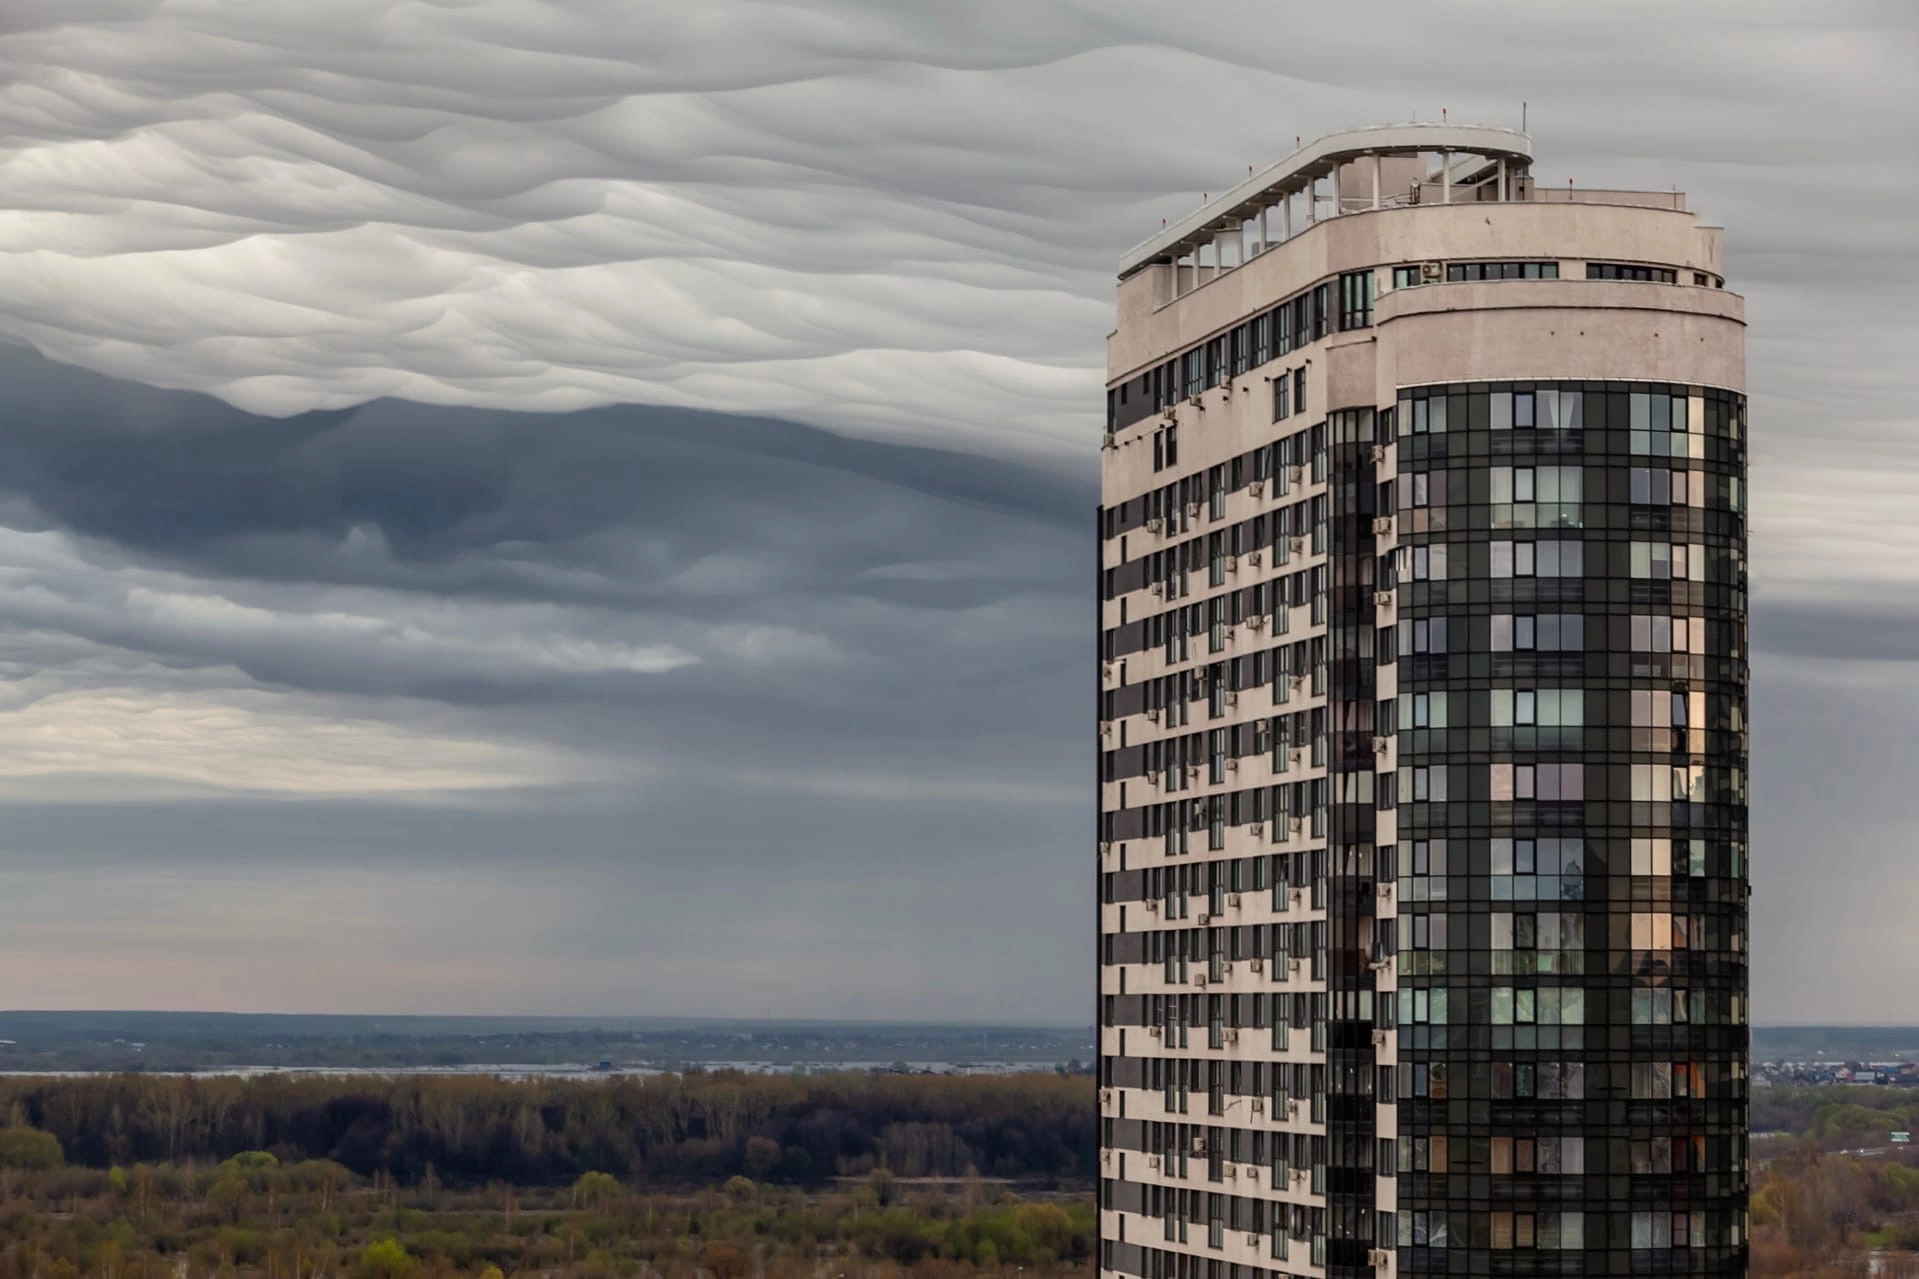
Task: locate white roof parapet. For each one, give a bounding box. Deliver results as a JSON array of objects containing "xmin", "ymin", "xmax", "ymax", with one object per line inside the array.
[{"xmin": 1118, "ymin": 122, "xmax": 1533, "ymax": 279}]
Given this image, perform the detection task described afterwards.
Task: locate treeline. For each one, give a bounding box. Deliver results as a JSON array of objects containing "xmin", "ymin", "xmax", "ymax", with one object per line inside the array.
[
  {"xmin": 1753, "ymin": 1147, "xmax": 1919, "ymax": 1276},
  {"xmin": 1753, "ymin": 1085, "xmax": 1919, "ymax": 1150},
  {"xmin": 0, "ymin": 1152, "xmax": 1093, "ymax": 1279},
  {"xmin": 0, "ymin": 1072, "xmax": 1093, "ymax": 1187}
]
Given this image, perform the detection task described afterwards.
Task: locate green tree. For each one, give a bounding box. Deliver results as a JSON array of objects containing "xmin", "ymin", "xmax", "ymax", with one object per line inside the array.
[
  {"xmin": 0, "ymin": 1128, "xmax": 63, "ymax": 1170},
  {"xmin": 573, "ymin": 1170, "xmax": 620, "ymax": 1210},
  {"xmin": 359, "ymin": 1240, "xmax": 416, "ymax": 1279}
]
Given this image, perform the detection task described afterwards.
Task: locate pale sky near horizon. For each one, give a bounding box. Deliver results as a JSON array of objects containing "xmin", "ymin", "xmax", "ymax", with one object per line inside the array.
[{"xmin": 0, "ymin": 0, "xmax": 1911, "ymax": 1022}]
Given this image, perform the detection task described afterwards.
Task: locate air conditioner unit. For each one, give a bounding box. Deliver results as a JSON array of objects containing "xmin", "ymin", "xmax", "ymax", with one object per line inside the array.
[
  {"xmin": 1102, "ymin": 662, "xmax": 1114, "ymax": 679},
  {"xmin": 1375, "ymin": 590, "xmax": 1394, "ymax": 608},
  {"xmin": 1225, "ymin": 555, "xmax": 1239, "ymax": 573},
  {"xmin": 1290, "ymin": 537, "xmax": 1305, "ymax": 554},
  {"xmin": 1102, "ymin": 435, "xmax": 1118, "ymax": 451},
  {"xmin": 1248, "ymin": 550, "xmax": 1263, "ymax": 565},
  {"xmin": 1194, "ymin": 974, "xmax": 1208, "ymax": 988},
  {"xmin": 1248, "ymin": 615, "xmax": 1266, "ymax": 631},
  {"xmin": 1287, "ymin": 1099, "xmax": 1302, "ymax": 1118},
  {"xmin": 1145, "ymin": 899, "xmax": 1160, "ymax": 913},
  {"xmin": 1099, "ymin": 1088, "xmax": 1112, "ymax": 1105},
  {"xmin": 1147, "ymin": 518, "xmax": 1164, "ymax": 533},
  {"xmin": 1369, "ymin": 956, "xmax": 1393, "ymax": 973},
  {"xmin": 1225, "ymin": 1164, "xmax": 1238, "ymax": 1179},
  {"xmin": 1187, "ymin": 395, "xmax": 1202, "ymax": 408},
  {"xmin": 1372, "ymin": 1030, "xmax": 1388, "ymax": 1048},
  {"xmin": 1372, "ymin": 516, "xmax": 1393, "ymax": 535},
  {"xmin": 1185, "ymin": 502, "xmax": 1200, "ymax": 517},
  {"xmin": 1251, "ymin": 1097, "xmax": 1265, "ymax": 1113},
  {"xmin": 1288, "ymin": 958, "xmax": 1302, "ymax": 976},
  {"xmin": 1098, "ymin": 841, "xmax": 1112, "ymax": 856},
  {"xmin": 1377, "ymin": 882, "xmax": 1394, "ymax": 900},
  {"xmin": 1291, "ymin": 748, "xmax": 1304, "ymax": 765},
  {"xmin": 1226, "ymin": 758, "xmax": 1239, "ymax": 773},
  {"xmin": 1249, "ymin": 957, "xmax": 1264, "ymax": 973},
  {"xmin": 1225, "ymin": 1029, "xmax": 1240, "ymax": 1045},
  {"xmin": 1246, "ymin": 1229, "xmax": 1261, "ymax": 1244},
  {"xmin": 1100, "ymin": 722, "xmax": 1113, "ymax": 738},
  {"xmin": 1368, "ymin": 1248, "xmax": 1392, "ymax": 1268},
  {"xmin": 1250, "ymin": 481, "xmax": 1265, "ymax": 498},
  {"xmin": 1289, "ymin": 820, "xmax": 1303, "ymax": 837},
  {"xmin": 1148, "ymin": 1154, "xmax": 1162, "ymax": 1170},
  {"xmin": 1151, "ymin": 583, "xmax": 1164, "ymax": 596},
  {"xmin": 1371, "ymin": 444, "xmax": 1386, "ymax": 464},
  {"xmin": 1290, "ymin": 466, "xmax": 1305, "ymax": 484},
  {"xmin": 1250, "ymin": 822, "xmax": 1264, "ymax": 838},
  {"xmin": 1148, "ymin": 1025, "xmax": 1163, "ymax": 1038},
  {"xmin": 1290, "ymin": 675, "xmax": 1305, "ymax": 690},
  {"xmin": 1420, "ymin": 261, "xmax": 1443, "ymax": 283},
  {"xmin": 1147, "ymin": 708, "xmax": 1161, "ymax": 722},
  {"xmin": 1186, "ymin": 766, "xmax": 1200, "ymax": 781},
  {"xmin": 1225, "ymin": 690, "xmax": 1239, "ymax": 707},
  {"xmin": 1290, "ymin": 1165, "xmax": 1307, "ymax": 1181},
  {"xmin": 1228, "ymin": 893, "xmax": 1242, "ymax": 908},
  {"xmin": 1197, "ymin": 911, "xmax": 1212, "ymax": 926},
  {"xmin": 1223, "ymin": 627, "xmax": 1236, "ymax": 643}
]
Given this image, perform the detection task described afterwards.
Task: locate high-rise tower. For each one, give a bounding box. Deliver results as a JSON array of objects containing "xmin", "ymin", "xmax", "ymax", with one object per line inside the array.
[{"xmin": 1097, "ymin": 125, "xmax": 1748, "ymax": 1279}]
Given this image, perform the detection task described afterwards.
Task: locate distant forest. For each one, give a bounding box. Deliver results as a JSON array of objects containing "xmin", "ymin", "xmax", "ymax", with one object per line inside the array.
[{"xmin": 0, "ymin": 1071, "xmax": 1094, "ymax": 1187}]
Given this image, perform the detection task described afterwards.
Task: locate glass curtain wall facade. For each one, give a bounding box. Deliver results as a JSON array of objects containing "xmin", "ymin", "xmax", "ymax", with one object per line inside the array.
[{"xmin": 1097, "ymin": 126, "xmax": 1749, "ymax": 1279}]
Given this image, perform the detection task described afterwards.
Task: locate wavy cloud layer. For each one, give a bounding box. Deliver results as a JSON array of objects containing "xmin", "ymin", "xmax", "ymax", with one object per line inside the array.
[
  {"xmin": 0, "ymin": 0, "xmax": 1908, "ymax": 464},
  {"xmin": 0, "ymin": 1, "xmax": 1912, "ymax": 1019}
]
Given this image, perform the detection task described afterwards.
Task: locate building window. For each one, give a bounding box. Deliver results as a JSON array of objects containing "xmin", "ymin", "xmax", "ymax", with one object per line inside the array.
[
  {"xmin": 1445, "ymin": 261, "xmax": 1559, "ymax": 281},
  {"xmin": 1293, "ymin": 368, "xmax": 1307, "ymax": 416},
  {"xmin": 1338, "ymin": 270, "xmax": 1374, "ymax": 329},
  {"xmin": 1586, "ymin": 261, "xmax": 1677, "ymax": 284}
]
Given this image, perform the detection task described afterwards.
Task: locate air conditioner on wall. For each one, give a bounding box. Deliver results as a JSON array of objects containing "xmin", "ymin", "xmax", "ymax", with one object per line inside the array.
[
  {"xmin": 1250, "ymin": 481, "xmax": 1265, "ymax": 498},
  {"xmin": 1420, "ymin": 261, "xmax": 1442, "ymax": 283}
]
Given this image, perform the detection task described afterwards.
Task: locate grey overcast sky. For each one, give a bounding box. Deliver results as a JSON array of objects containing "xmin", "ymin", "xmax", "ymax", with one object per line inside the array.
[{"xmin": 0, "ymin": 0, "xmax": 1910, "ymax": 1022}]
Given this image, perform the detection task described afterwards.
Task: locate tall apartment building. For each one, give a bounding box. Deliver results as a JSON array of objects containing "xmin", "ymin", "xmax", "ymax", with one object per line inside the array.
[{"xmin": 1096, "ymin": 125, "xmax": 1749, "ymax": 1279}]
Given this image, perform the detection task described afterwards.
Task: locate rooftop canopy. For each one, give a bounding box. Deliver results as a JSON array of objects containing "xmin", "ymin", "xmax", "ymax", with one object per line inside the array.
[{"xmin": 1119, "ymin": 122, "xmax": 1534, "ymax": 280}]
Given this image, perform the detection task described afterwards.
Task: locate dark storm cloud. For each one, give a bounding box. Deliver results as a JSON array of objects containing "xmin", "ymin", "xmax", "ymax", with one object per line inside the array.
[
  {"xmin": 0, "ymin": 0, "xmax": 1909, "ymax": 1018},
  {"xmin": 0, "ymin": 343, "xmax": 1093, "ymax": 1013}
]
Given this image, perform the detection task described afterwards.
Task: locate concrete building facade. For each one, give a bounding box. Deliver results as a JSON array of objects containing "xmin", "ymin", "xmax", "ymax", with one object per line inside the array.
[{"xmin": 1096, "ymin": 125, "xmax": 1749, "ymax": 1279}]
